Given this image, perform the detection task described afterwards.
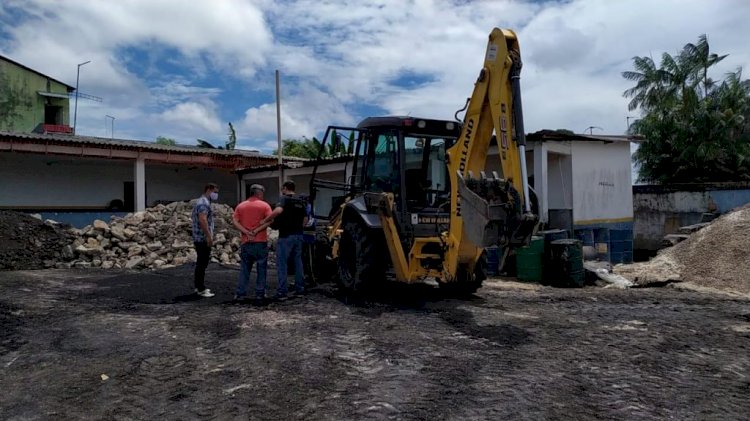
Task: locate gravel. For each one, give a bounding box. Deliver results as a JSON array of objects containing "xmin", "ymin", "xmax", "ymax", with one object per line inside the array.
[{"xmin": 615, "ymin": 206, "xmax": 750, "ymax": 295}]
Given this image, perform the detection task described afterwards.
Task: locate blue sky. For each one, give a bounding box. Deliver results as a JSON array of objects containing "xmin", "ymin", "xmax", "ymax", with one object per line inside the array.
[{"xmin": 1, "ymin": 0, "xmax": 748, "ymax": 158}]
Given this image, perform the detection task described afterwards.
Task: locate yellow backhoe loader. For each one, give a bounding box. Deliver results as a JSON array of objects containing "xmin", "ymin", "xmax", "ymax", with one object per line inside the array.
[{"xmin": 307, "ymin": 28, "xmax": 539, "ymax": 294}]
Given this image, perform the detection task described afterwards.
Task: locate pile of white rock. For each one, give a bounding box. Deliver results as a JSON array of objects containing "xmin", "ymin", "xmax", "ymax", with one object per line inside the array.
[{"xmin": 61, "ymin": 201, "xmax": 277, "ymax": 270}]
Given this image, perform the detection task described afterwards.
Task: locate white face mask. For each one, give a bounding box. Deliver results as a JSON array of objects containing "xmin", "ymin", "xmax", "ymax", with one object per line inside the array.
[{"xmin": 209, "ymin": 192, "xmax": 219, "ymax": 201}]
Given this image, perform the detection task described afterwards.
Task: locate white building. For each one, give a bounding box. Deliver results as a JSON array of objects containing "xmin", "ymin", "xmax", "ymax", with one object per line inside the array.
[{"xmin": 521, "ymin": 131, "xmax": 639, "ymax": 264}]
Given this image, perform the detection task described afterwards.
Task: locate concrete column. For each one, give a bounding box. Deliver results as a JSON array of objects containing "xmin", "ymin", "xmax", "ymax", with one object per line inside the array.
[
  {"xmin": 534, "ymin": 143, "xmax": 548, "ymax": 223},
  {"xmin": 134, "ymin": 157, "xmax": 146, "ymax": 212},
  {"xmin": 238, "ymin": 175, "xmax": 246, "ymax": 203}
]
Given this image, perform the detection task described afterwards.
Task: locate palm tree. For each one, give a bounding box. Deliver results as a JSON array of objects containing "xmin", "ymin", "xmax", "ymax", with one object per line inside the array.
[
  {"xmin": 660, "ymin": 51, "xmax": 696, "ymax": 111},
  {"xmin": 681, "ymin": 34, "xmax": 728, "ymax": 98},
  {"xmin": 623, "ymin": 34, "xmax": 750, "ymax": 183},
  {"xmin": 622, "ymin": 56, "xmax": 671, "ymax": 111}
]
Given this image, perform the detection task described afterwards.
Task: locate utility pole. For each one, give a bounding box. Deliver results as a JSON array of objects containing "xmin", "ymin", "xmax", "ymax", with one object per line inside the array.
[
  {"xmin": 275, "ymin": 69, "xmax": 283, "ymax": 195},
  {"xmin": 626, "ymin": 116, "xmax": 636, "ymax": 133},
  {"xmin": 73, "ymin": 60, "xmax": 91, "ymax": 134},
  {"xmin": 105, "ymin": 115, "xmax": 115, "ymax": 139}
]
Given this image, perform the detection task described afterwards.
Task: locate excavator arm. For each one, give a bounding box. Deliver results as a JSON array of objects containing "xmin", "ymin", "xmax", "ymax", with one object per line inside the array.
[{"xmin": 444, "ymin": 28, "xmax": 538, "ymax": 278}]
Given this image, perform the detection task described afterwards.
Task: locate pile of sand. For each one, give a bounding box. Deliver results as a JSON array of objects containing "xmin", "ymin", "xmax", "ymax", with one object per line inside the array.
[{"xmin": 615, "ymin": 206, "xmax": 750, "ymax": 295}]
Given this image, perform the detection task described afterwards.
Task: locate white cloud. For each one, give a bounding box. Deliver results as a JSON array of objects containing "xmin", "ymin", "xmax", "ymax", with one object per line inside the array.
[
  {"xmin": 0, "ymin": 0, "xmax": 272, "ymax": 143},
  {"xmin": 159, "ymin": 102, "xmax": 223, "ymax": 133},
  {"xmin": 2, "ymin": 0, "xmax": 749, "ymax": 152},
  {"xmin": 237, "ymin": 83, "xmax": 356, "ymax": 147},
  {"xmin": 151, "ymin": 81, "xmax": 222, "ymax": 107}
]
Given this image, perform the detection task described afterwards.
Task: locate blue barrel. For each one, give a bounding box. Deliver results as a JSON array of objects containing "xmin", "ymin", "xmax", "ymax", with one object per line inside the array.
[
  {"xmin": 485, "ymin": 246, "xmax": 500, "ymax": 276},
  {"xmin": 574, "ymin": 228, "xmax": 595, "ymax": 247}
]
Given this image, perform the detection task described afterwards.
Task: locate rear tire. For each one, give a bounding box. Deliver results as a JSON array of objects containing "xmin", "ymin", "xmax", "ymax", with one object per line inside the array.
[{"xmin": 337, "ymin": 219, "xmax": 385, "ymax": 293}]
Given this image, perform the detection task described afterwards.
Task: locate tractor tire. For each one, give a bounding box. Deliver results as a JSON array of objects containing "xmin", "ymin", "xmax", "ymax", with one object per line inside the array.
[
  {"xmin": 337, "ymin": 219, "xmax": 385, "ymax": 293},
  {"xmin": 305, "ymin": 229, "xmax": 335, "ymax": 286},
  {"xmin": 441, "ymin": 253, "xmax": 487, "ymax": 297}
]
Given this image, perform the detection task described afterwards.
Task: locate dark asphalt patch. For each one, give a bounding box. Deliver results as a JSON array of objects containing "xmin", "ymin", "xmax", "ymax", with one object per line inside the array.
[
  {"xmin": 81, "ymin": 264, "xmax": 242, "ymax": 305},
  {"xmin": 438, "ymin": 306, "xmax": 531, "ymax": 347}
]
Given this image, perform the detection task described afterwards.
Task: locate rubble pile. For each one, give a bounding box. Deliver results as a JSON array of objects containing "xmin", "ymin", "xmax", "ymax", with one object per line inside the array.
[
  {"xmin": 615, "ymin": 206, "xmax": 750, "ymax": 295},
  {"xmin": 64, "ymin": 201, "xmax": 276, "ymax": 271},
  {"xmin": 0, "ymin": 210, "xmax": 76, "ymax": 270}
]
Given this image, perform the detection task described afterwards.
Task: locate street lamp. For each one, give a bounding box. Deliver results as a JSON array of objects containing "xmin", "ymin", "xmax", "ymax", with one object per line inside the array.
[
  {"xmin": 105, "ymin": 115, "xmax": 115, "ymax": 139},
  {"xmin": 73, "ymin": 60, "xmax": 91, "ymax": 135}
]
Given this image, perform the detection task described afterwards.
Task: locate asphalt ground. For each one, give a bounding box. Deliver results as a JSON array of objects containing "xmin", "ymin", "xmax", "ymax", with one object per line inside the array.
[{"xmin": 1, "ymin": 265, "xmax": 749, "ymax": 420}]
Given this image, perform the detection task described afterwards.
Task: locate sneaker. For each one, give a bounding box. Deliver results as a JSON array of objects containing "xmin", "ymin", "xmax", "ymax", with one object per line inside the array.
[
  {"xmin": 273, "ymin": 293, "xmax": 288, "ymax": 302},
  {"xmin": 197, "ymin": 289, "xmax": 215, "ymax": 298},
  {"xmin": 253, "ymin": 297, "xmax": 268, "ymax": 307},
  {"xmin": 290, "ymin": 289, "xmax": 306, "ymax": 297},
  {"xmin": 233, "ymin": 294, "xmax": 248, "ymax": 302}
]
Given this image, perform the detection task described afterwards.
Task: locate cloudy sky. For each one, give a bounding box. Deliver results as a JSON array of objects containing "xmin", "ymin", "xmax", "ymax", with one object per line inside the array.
[{"xmin": 1, "ymin": 0, "xmax": 748, "ymax": 153}]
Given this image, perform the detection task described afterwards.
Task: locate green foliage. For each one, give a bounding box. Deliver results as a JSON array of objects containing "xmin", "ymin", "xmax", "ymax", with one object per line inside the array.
[
  {"xmin": 554, "ymin": 129, "xmax": 575, "ymax": 135},
  {"xmin": 273, "ymin": 133, "xmax": 354, "ymax": 159},
  {"xmin": 194, "ymin": 123, "xmax": 237, "ymax": 150},
  {"xmin": 623, "ymin": 34, "xmax": 750, "ymax": 183},
  {"xmin": 155, "ymin": 136, "xmax": 176, "ymax": 145}
]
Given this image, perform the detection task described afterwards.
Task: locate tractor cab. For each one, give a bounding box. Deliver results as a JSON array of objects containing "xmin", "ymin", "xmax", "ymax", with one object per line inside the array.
[{"xmin": 310, "ymin": 116, "xmax": 461, "ymax": 235}]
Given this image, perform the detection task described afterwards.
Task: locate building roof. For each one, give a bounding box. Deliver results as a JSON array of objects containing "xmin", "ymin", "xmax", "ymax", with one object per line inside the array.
[
  {"xmin": 0, "ymin": 54, "xmax": 76, "ymax": 91},
  {"xmin": 0, "ymin": 130, "xmax": 303, "ymax": 160},
  {"xmin": 0, "ymin": 131, "xmax": 304, "ymax": 170},
  {"xmin": 526, "ymin": 130, "xmax": 644, "ymax": 143}
]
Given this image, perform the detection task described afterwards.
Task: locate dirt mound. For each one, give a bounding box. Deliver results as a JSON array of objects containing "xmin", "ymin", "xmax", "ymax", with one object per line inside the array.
[
  {"xmin": 615, "ymin": 206, "xmax": 750, "ymax": 295},
  {"xmin": 0, "ymin": 211, "xmax": 75, "ymax": 270}
]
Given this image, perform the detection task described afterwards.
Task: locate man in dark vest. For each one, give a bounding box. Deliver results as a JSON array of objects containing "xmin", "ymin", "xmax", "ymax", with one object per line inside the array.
[{"xmin": 262, "ymin": 180, "xmax": 308, "ymax": 300}]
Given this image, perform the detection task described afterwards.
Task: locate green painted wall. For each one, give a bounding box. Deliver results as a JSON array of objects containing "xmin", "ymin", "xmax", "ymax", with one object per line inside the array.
[{"xmin": 0, "ymin": 58, "xmax": 72, "ymax": 133}]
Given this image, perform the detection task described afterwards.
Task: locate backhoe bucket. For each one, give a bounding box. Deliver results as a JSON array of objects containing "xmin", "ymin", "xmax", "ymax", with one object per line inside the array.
[{"xmin": 456, "ymin": 172, "xmax": 510, "ymax": 248}]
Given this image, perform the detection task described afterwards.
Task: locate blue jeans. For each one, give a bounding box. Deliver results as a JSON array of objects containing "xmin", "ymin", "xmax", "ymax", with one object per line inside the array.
[
  {"xmin": 236, "ymin": 242, "xmax": 268, "ymax": 298},
  {"xmin": 276, "ymin": 234, "xmax": 305, "ymax": 296}
]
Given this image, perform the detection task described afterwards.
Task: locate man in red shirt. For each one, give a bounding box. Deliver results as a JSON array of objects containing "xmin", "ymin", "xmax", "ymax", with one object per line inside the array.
[{"xmin": 232, "ymin": 184, "xmax": 273, "ymax": 305}]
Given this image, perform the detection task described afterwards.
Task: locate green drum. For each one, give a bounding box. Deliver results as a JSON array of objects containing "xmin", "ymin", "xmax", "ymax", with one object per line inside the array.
[
  {"xmin": 516, "ymin": 236, "xmax": 544, "ymax": 282},
  {"xmin": 546, "ymin": 239, "xmax": 584, "ymax": 287}
]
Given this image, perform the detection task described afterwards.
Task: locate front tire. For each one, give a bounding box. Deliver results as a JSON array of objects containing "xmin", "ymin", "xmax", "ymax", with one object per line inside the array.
[
  {"xmin": 305, "ymin": 227, "xmax": 335, "ymax": 286},
  {"xmin": 441, "ymin": 253, "xmax": 487, "ymax": 297},
  {"xmin": 337, "ymin": 219, "xmax": 385, "ymax": 292}
]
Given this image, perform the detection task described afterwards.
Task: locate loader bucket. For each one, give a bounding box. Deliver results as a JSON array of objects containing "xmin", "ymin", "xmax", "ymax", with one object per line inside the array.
[{"xmin": 456, "ymin": 171, "xmax": 511, "ymax": 248}]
